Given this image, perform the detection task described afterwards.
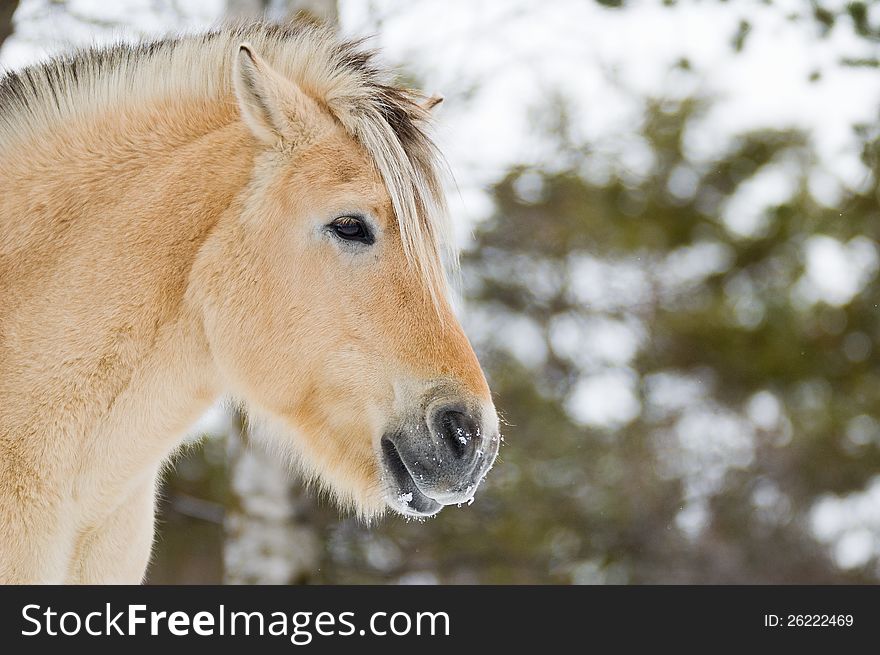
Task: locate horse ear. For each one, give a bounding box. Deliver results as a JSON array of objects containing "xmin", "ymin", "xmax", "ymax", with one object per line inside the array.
[
  {"xmin": 233, "ymin": 43, "xmax": 316, "ymax": 145},
  {"xmin": 233, "ymin": 44, "xmax": 285, "ymax": 144}
]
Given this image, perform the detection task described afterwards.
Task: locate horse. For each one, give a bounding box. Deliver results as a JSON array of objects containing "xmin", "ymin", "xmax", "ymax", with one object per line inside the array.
[{"xmin": 0, "ymin": 22, "xmax": 500, "ymax": 584}]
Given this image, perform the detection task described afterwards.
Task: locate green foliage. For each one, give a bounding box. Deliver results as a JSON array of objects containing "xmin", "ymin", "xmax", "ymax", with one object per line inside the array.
[
  {"xmin": 846, "ymin": 1, "xmax": 872, "ymax": 37},
  {"xmin": 315, "ymin": 96, "xmax": 880, "ymax": 583},
  {"xmin": 149, "ymin": 437, "xmax": 227, "ymax": 584},
  {"xmin": 732, "ymin": 19, "xmax": 752, "ymax": 52}
]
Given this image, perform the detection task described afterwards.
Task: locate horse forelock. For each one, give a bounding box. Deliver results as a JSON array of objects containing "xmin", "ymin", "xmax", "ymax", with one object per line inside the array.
[{"xmin": 0, "ymin": 20, "xmax": 455, "ymax": 310}]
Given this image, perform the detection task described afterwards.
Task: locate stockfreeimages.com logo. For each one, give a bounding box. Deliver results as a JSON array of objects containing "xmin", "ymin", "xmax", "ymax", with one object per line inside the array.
[{"xmin": 22, "ymin": 604, "xmax": 451, "ymax": 644}]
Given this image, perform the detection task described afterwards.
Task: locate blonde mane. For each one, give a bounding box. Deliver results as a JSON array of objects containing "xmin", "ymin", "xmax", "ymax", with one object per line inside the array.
[{"xmin": 0, "ymin": 21, "xmax": 453, "ymax": 305}]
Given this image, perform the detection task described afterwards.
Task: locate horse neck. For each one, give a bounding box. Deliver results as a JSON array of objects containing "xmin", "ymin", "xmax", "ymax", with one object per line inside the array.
[{"xmin": 0, "ymin": 93, "xmax": 255, "ymax": 473}]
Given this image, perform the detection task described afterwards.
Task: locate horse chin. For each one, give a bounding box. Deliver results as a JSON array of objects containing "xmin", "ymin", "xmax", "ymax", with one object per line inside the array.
[
  {"xmin": 379, "ymin": 437, "xmax": 444, "ymax": 517},
  {"xmin": 387, "ymin": 489, "xmax": 443, "ymax": 518}
]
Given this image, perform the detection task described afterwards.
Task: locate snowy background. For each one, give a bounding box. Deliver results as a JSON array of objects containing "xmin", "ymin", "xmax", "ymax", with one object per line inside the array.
[{"xmin": 4, "ymin": 0, "xmax": 880, "ymax": 583}]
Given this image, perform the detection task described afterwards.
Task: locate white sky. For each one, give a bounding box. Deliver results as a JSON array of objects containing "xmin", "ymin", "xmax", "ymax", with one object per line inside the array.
[{"xmin": 341, "ymin": 0, "xmax": 880, "ymax": 221}]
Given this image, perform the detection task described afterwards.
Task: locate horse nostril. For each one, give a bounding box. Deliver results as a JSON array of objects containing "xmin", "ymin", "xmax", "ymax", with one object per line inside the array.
[{"xmin": 436, "ymin": 408, "xmax": 479, "ymax": 459}]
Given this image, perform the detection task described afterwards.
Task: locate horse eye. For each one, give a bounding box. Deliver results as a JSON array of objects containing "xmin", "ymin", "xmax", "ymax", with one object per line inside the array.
[{"xmin": 330, "ymin": 216, "xmax": 374, "ymax": 245}]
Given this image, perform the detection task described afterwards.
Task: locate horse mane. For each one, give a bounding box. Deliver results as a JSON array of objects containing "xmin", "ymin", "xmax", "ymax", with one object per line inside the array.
[{"xmin": 0, "ymin": 21, "xmax": 453, "ymax": 306}]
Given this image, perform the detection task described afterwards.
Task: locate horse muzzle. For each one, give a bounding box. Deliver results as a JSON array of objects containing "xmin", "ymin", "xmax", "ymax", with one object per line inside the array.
[{"xmin": 380, "ymin": 398, "xmax": 500, "ymax": 517}]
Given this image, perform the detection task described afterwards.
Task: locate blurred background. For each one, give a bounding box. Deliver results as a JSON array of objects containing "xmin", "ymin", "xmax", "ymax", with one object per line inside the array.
[{"xmin": 3, "ymin": 0, "xmax": 880, "ymax": 584}]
